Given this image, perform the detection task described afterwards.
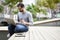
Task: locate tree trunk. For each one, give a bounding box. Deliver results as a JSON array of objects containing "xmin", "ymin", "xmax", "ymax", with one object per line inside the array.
[
  {"xmin": 9, "ymin": 8, "xmax": 13, "ymax": 19},
  {"xmin": 51, "ymin": 9, "xmax": 56, "ymax": 18}
]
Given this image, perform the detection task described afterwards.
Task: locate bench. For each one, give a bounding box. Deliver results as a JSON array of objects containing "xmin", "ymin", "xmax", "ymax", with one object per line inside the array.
[{"xmin": 8, "ymin": 26, "xmax": 60, "ymax": 40}]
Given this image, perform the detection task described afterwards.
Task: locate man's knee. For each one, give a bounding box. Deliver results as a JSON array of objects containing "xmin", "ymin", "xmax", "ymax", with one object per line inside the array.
[
  {"xmin": 8, "ymin": 24, "xmax": 15, "ymax": 30},
  {"xmin": 15, "ymin": 24, "xmax": 28, "ymax": 33}
]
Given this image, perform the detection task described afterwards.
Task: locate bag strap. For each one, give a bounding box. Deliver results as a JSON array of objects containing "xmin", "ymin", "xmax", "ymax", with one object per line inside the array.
[
  {"xmin": 27, "ymin": 17, "xmax": 29, "ymax": 22},
  {"xmin": 17, "ymin": 15, "xmax": 19, "ymax": 22},
  {"xmin": 18, "ymin": 15, "xmax": 29, "ymax": 22}
]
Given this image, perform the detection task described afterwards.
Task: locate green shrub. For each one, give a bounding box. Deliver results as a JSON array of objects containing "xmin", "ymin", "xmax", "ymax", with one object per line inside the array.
[{"xmin": 0, "ymin": 5, "xmax": 4, "ymax": 13}]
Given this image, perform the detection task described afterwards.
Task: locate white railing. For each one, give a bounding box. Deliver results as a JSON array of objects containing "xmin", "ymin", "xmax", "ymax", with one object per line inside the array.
[{"xmin": 33, "ymin": 18, "xmax": 60, "ymax": 25}]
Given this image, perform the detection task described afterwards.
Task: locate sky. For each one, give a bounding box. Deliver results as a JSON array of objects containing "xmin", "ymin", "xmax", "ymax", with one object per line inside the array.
[{"xmin": 23, "ymin": 0, "xmax": 35, "ymax": 5}]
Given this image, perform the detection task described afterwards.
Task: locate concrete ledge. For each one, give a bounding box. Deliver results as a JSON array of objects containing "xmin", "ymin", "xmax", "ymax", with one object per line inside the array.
[
  {"xmin": 0, "ymin": 18, "xmax": 60, "ymax": 31},
  {"xmin": 33, "ymin": 18, "xmax": 60, "ymax": 25},
  {"xmin": 0, "ymin": 26, "xmax": 8, "ymax": 31}
]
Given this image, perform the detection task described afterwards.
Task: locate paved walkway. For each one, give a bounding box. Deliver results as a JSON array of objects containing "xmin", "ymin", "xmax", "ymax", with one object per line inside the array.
[{"xmin": 8, "ymin": 26, "xmax": 60, "ymax": 40}]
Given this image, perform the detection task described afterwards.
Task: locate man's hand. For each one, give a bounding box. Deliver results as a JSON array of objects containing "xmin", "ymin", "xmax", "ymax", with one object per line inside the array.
[{"xmin": 20, "ymin": 19, "xmax": 29, "ymax": 26}]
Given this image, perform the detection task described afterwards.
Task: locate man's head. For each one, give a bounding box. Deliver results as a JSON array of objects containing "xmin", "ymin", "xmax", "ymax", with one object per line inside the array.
[{"xmin": 17, "ymin": 3, "xmax": 25, "ymax": 12}]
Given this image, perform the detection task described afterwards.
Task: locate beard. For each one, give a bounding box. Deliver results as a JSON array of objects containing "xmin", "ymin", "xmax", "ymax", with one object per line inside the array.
[
  {"xmin": 20, "ymin": 10, "xmax": 23, "ymax": 12},
  {"xmin": 20, "ymin": 10, "xmax": 24, "ymax": 12}
]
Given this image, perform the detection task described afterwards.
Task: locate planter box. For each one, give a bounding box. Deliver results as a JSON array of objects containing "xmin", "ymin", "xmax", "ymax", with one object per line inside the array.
[
  {"xmin": 0, "ymin": 27, "xmax": 8, "ymax": 40},
  {"xmin": 0, "ymin": 31, "xmax": 8, "ymax": 40}
]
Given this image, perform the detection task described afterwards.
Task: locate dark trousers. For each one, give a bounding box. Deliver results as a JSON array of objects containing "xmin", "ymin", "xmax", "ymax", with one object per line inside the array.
[{"xmin": 8, "ymin": 24, "xmax": 28, "ymax": 36}]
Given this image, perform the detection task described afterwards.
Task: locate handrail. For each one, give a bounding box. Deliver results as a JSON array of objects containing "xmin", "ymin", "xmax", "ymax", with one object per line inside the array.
[{"xmin": 33, "ymin": 18, "xmax": 60, "ymax": 25}]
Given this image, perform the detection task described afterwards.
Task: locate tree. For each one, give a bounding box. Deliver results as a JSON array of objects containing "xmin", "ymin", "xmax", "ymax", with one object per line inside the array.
[
  {"xmin": 46, "ymin": 0, "xmax": 60, "ymax": 18},
  {"xmin": 37, "ymin": 0, "xmax": 60, "ymax": 9},
  {"xmin": 2, "ymin": 0, "xmax": 22, "ymax": 14},
  {"xmin": 26, "ymin": 4, "xmax": 40, "ymax": 18},
  {"xmin": 36, "ymin": 0, "xmax": 60, "ymax": 18}
]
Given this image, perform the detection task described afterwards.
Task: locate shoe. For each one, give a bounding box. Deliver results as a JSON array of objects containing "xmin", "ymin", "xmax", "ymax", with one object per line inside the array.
[
  {"xmin": 7, "ymin": 33, "xmax": 10, "ymax": 38},
  {"xmin": 15, "ymin": 32, "xmax": 26, "ymax": 37}
]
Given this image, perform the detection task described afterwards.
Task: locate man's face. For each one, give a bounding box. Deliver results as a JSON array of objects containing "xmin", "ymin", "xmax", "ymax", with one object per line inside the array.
[{"xmin": 18, "ymin": 6, "xmax": 24, "ymax": 12}]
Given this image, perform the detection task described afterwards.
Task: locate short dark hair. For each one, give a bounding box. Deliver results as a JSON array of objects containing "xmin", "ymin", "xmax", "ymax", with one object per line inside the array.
[{"xmin": 17, "ymin": 3, "xmax": 24, "ymax": 8}]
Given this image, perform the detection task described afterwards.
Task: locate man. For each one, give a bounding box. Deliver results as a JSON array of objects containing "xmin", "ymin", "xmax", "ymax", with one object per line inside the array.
[{"xmin": 8, "ymin": 3, "xmax": 33, "ymax": 37}]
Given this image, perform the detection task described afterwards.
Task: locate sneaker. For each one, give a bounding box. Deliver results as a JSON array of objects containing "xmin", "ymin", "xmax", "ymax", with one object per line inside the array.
[
  {"xmin": 15, "ymin": 32, "xmax": 26, "ymax": 37},
  {"xmin": 7, "ymin": 33, "xmax": 10, "ymax": 38}
]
